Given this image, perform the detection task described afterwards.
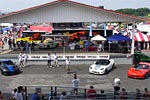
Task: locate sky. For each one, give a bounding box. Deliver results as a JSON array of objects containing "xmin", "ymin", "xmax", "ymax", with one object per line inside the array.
[{"xmin": 0, "ymin": 0, "xmax": 150, "ymax": 12}]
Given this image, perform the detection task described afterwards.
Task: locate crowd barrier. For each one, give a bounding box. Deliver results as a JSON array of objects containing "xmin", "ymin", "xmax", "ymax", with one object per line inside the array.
[
  {"xmin": 4, "ymin": 85, "xmax": 150, "ymax": 100},
  {"xmin": 27, "ymin": 54, "xmax": 110, "ymax": 61}
]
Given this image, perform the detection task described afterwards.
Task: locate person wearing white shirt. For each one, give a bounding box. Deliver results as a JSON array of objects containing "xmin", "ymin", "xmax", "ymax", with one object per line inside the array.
[
  {"xmin": 53, "ymin": 53, "xmax": 59, "ymax": 67},
  {"xmin": 18, "ymin": 52, "xmax": 23, "ymax": 68},
  {"xmin": 47, "ymin": 53, "xmax": 52, "ymax": 68},
  {"xmin": 12, "ymin": 88, "xmax": 17, "ymax": 98},
  {"xmin": 72, "ymin": 73, "xmax": 80, "ymax": 95},
  {"xmin": 114, "ymin": 77, "xmax": 121, "ymax": 95},
  {"xmin": 23, "ymin": 53, "xmax": 28, "ymax": 67},
  {"xmin": 14, "ymin": 86, "xmax": 24, "ymax": 100},
  {"xmin": 65, "ymin": 56, "xmax": 70, "ymax": 73}
]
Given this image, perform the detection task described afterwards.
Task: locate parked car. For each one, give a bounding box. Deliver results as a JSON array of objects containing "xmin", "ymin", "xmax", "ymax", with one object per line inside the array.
[
  {"xmin": 16, "ymin": 37, "xmax": 41, "ymax": 44},
  {"xmin": 133, "ymin": 53, "xmax": 150, "ymax": 64},
  {"xmin": 0, "ymin": 60, "xmax": 21, "ymax": 75},
  {"xmin": 89, "ymin": 59, "xmax": 115, "ymax": 75},
  {"xmin": 128, "ymin": 62, "xmax": 150, "ymax": 79},
  {"xmin": 82, "ymin": 43, "xmax": 98, "ymax": 51},
  {"xmin": 38, "ymin": 40, "xmax": 59, "ymax": 49}
]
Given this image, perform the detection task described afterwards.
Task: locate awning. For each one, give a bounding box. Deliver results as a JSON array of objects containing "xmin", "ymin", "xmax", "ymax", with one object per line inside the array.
[{"xmin": 134, "ymin": 32, "xmax": 150, "ymax": 42}]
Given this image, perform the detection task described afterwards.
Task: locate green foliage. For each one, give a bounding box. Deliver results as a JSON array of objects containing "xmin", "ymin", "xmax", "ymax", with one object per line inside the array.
[{"xmin": 115, "ymin": 8, "xmax": 150, "ymax": 17}]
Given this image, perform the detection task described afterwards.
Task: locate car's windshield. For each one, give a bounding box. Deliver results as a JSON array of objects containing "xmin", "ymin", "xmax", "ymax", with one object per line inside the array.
[
  {"xmin": 95, "ymin": 59, "xmax": 110, "ymax": 65},
  {"xmin": 134, "ymin": 64, "xmax": 149, "ymax": 70},
  {"xmin": 3, "ymin": 61, "xmax": 14, "ymax": 66}
]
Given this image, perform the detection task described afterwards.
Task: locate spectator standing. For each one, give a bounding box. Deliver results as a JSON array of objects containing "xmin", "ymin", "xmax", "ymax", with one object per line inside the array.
[
  {"xmin": 53, "ymin": 53, "xmax": 59, "ymax": 67},
  {"xmin": 31, "ymin": 92, "xmax": 40, "ymax": 100},
  {"xmin": 23, "ymin": 53, "xmax": 28, "ymax": 67},
  {"xmin": 87, "ymin": 85, "xmax": 97, "ymax": 99},
  {"xmin": 47, "ymin": 53, "xmax": 52, "ymax": 68},
  {"xmin": 98, "ymin": 89, "xmax": 106, "ymax": 99},
  {"xmin": 12, "ymin": 88, "xmax": 17, "ymax": 98},
  {"xmin": 59, "ymin": 91, "xmax": 66, "ymax": 100},
  {"xmin": 14, "ymin": 86, "xmax": 24, "ymax": 100},
  {"xmin": 97, "ymin": 43, "xmax": 102, "ymax": 52},
  {"xmin": 18, "ymin": 52, "xmax": 24, "ymax": 68},
  {"xmin": 72, "ymin": 73, "xmax": 80, "ymax": 95},
  {"xmin": 31, "ymin": 41, "xmax": 35, "ymax": 51},
  {"xmin": 120, "ymin": 88, "xmax": 127, "ymax": 99},
  {"xmin": 84, "ymin": 41, "xmax": 89, "ymax": 52},
  {"xmin": 114, "ymin": 77, "xmax": 121, "ymax": 95},
  {"xmin": 25, "ymin": 41, "xmax": 29, "ymax": 53},
  {"xmin": 143, "ymin": 88, "xmax": 150, "ymax": 99},
  {"xmin": 79, "ymin": 39, "xmax": 84, "ymax": 51},
  {"xmin": 135, "ymin": 88, "xmax": 141, "ymax": 99},
  {"xmin": 12, "ymin": 38, "xmax": 16, "ymax": 49},
  {"xmin": 65, "ymin": 56, "xmax": 70, "ymax": 73},
  {"xmin": 8, "ymin": 38, "xmax": 12, "ymax": 49},
  {"xmin": 0, "ymin": 40, "xmax": 4, "ymax": 50},
  {"xmin": 0, "ymin": 91, "xmax": 4, "ymax": 99}
]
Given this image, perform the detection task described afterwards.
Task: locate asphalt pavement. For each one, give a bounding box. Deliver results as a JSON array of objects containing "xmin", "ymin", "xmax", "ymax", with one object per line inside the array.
[
  {"xmin": 1, "ymin": 44, "xmax": 150, "ymax": 99},
  {"xmin": 1, "ymin": 64, "xmax": 150, "ymax": 95}
]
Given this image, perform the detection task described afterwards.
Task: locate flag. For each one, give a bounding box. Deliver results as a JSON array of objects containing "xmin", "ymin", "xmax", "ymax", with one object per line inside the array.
[
  {"xmin": 89, "ymin": 22, "xmax": 92, "ymax": 37},
  {"xmin": 104, "ymin": 23, "xmax": 107, "ymax": 36}
]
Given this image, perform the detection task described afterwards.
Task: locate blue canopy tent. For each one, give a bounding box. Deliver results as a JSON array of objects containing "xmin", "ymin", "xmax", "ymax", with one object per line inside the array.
[
  {"xmin": 107, "ymin": 34, "xmax": 131, "ymax": 52},
  {"xmin": 107, "ymin": 34, "xmax": 131, "ymax": 41}
]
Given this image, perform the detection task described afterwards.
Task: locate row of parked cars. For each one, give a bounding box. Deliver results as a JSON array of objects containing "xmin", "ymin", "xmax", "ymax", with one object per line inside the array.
[
  {"xmin": 89, "ymin": 52, "xmax": 150, "ymax": 79},
  {"xmin": 1, "ymin": 52, "xmax": 150, "ymax": 79}
]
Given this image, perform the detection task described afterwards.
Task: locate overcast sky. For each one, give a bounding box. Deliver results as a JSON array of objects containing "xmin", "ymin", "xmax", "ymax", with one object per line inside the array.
[{"xmin": 0, "ymin": 0, "xmax": 150, "ymax": 12}]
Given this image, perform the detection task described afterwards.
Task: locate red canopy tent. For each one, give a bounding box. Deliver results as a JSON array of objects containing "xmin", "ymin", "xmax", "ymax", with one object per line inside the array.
[{"xmin": 134, "ymin": 32, "xmax": 150, "ymax": 42}]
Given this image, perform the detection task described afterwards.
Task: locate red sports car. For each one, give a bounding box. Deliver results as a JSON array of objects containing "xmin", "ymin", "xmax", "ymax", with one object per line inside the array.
[{"xmin": 128, "ymin": 62, "xmax": 150, "ymax": 79}]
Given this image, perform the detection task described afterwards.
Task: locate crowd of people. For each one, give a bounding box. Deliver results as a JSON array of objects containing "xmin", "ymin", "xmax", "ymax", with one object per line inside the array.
[{"xmin": 0, "ymin": 75, "xmax": 150, "ymax": 100}]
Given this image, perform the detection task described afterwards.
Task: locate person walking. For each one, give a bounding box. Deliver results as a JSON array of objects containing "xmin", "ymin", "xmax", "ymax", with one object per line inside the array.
[
  {"xmin": 65, "ymin": 56, "xmax": 70, "ymax": 73},
  {"xmin": 53, "ymin": 53, "xmax": 59, "ymax": 67},
  {"xmin": 47, "ymin": 52, "xmax": 52, "ymax": 68},
  {"xmin": 18, "ymin": 52, "xmax": 24, "ymax": 68},
  {"xmin": 23, "ymin": 53, "xmax": 28, "ymax": 67}
]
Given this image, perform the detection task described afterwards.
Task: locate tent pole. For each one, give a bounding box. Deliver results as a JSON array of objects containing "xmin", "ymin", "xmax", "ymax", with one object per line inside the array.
[{"xmin": 131, "ymin": 22, "xmax": 136, "ymax": 55}]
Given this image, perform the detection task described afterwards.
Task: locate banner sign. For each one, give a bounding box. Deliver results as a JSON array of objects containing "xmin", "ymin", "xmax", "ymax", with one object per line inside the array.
[
  {"xmin": 30, "ymin": 26, "xmax": 53, "ymax": 33},
  {"xmin": 27, "ymin": 54, "xmax": 110, "ymax": 61}
]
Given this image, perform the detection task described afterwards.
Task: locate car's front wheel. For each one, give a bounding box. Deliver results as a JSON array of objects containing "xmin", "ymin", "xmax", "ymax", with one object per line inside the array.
[
  {"xmin": 112, "ymin": 64, "xmax": 115, "ymax": 69},
  {"xmin": 1, "ymin": 70, "xmax": 3, "ymax": 75},
  {"xmin": 145, "ymin": 72, "xmax": 149, "ymax": 79},
  {"xmin": 104, "ymin": 69, "xmax": 108, "ymax": 74}
]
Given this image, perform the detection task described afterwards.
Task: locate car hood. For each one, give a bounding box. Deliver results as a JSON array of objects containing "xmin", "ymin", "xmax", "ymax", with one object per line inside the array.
[
  {"xmin": 6, "ymin": 65, "xmax": 15, "ymax": 72},
  {"xmin": 91, "ymin": 64, "xmax": 106, "ymax": 70},
  {"xmin": 129, "ymin": 68, "xmax": 147, "ymax": 74}
]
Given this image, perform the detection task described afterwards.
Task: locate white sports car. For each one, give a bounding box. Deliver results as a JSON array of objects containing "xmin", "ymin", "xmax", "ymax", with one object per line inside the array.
[{"xmin": 89, "ymin": 59, "xmax": 115, "ymax": 75}]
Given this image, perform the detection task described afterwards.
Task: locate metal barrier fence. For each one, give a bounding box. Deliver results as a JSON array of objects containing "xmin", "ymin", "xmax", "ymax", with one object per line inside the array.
[{"xmin": 17, "ymin": 85, "xmax": 150, "ymax": 100}]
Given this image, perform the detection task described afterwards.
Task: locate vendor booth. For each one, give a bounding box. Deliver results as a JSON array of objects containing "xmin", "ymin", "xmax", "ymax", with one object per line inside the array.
[
  {"xmin": 91, "ymin": 35, "xmax": 106, "ymax": 41},
  {"xmin": 106, "ymin": 34, "xmax": 131, "ymax": 53},
  {"xmin": 134, "ymin": 32, "xmax": 150, "ymax": 50}
]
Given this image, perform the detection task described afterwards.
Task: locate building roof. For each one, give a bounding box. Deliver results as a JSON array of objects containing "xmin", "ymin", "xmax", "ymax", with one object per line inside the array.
[{"xmin": 0, "ymin": 0, "xmax": 147, "ymax": 23}]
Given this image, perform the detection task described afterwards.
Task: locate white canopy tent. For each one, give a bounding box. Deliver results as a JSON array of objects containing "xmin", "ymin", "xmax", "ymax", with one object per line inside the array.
[
  {"xmin": 0, "ymin": 23, "xmax": 13, "ymax": 27},
  {"xmin": 136, "ymin": 25, "xmax": 150, "ymax": 32},
  {"xmin": 91, "ymin": 35, "xmax": 106, "ymax": 41}
]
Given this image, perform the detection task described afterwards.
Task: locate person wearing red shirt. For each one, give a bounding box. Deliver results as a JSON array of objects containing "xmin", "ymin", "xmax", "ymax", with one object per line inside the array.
[
  {"xmin": 87, "ymin": 86, "xmax": 97, "ymax": 98},
  {"xmin": 0, "ymin": 91, "xmax": 4, "ymax": 99}
]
